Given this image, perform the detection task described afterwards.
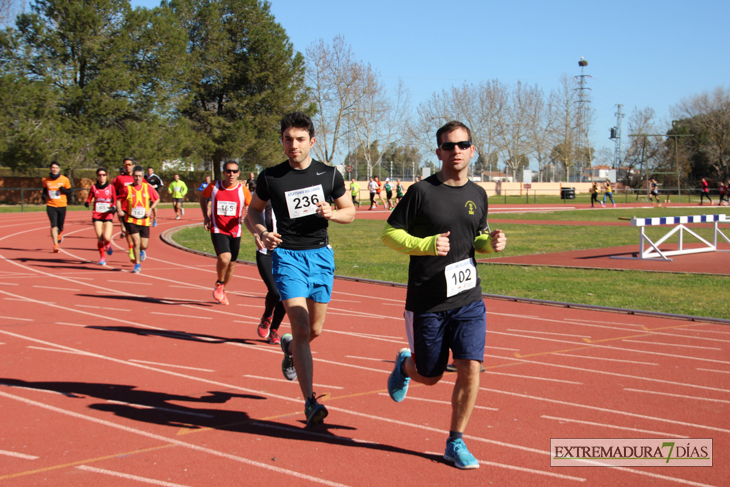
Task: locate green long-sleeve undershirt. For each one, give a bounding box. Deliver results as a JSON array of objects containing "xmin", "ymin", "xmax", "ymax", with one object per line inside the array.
[{"xmin": 381, "ymin": 223, "xmax": 494, "ymax": 256}]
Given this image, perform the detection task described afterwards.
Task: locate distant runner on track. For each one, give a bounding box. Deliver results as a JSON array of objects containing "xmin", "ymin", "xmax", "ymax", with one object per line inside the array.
[
  {"xmin": 382, "ymin": 121, "xmax": 506, "ymax": 470},
  {"xmin": 200, "ymin": 160, "xmax": 251, "ymax": 305},
  {"xmin": 117, "ymin": 165, "xmax": 159, "ymax": 274},
  {"xmin": 169, "ymin": 174, "xmax": 188, "ymax": 220},
  {"xmin": 84, "ymin": 168, "xmax": 117, "ymax": 265},
  {"xmin": 113, "ymin": 158, "xmax": 136, "ymax": 260},
  {"xmin": 246, "ymin": 111, "xmax": 355, "ymax": 426},
  {"xmin": 42, "ymin": 161, "xmax": 72, "ymax": 253}
]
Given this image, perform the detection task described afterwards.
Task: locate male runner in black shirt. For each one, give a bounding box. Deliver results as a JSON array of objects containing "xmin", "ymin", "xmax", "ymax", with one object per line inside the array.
[
  {"xmin": 247, "ymin": 112, "xmax": 356, "ymax": 426},
  {"xmin": 382, "ymin": 121, "xmax": 506, "ymax": 469},
  {"xmin": 144, "ymin": 167, "xmax": 163, "ymax": 226}
]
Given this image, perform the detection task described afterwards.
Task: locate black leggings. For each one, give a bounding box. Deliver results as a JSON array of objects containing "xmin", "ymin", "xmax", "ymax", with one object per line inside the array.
[
  {"xmin": 256, "ymin": 251, "xmax": 286, "ymax": 330},
  {"xmin": 700, "ymin": 192, "xmax": 712, "ymax": 204},
  {"xmin": 46, "ymin": 206, "xmax": 66, "ymax": 232}
]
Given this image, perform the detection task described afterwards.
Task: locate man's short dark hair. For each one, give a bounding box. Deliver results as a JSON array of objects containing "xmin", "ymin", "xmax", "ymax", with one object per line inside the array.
[
  {"xmin": 123, "ymin": 157, "xmax": 134, "ymax": 164},
  {"xmin": 436, "ymin": 121, "xmax": 472, "ymax": 147},
  {"xmin": 96, "ymin": 167, "xmax": 108, "ymax": 175},
  {"xmin": 49, "ymin": 161, "xmax": 60, "ymax": 168},
  {"xmin": 223, "ymin": 160, "xmax": 239, "ymax": 171},
  {"xmin": 132, "ymin": 165, "xmax": 144, "ymax": 174},
  {"xmin": 280, "ymin": 112, "xmax": 315, "ymax": 138},
  {"xmin": 147, "ymin": 166, "xmax": 154, "ymax": 171}
]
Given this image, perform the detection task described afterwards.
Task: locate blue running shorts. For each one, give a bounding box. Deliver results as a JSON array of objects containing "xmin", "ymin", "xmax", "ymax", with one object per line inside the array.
[
  {"xmin": 272, "ymin": 246, "xmax": 335, "ymax": 303},
  {"xmin": 404, "ymin": 300, "xmax": 487, "ymax": 378}
]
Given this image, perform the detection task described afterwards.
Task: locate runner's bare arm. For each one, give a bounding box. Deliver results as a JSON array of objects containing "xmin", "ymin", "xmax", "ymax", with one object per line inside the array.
[
  {"xmin": 246, "ymin": 193, "xmax": 281, "ymax": 250},
  {"xmin": 316, "ymin": 193, "xmax": 356, "ymax": 223}
]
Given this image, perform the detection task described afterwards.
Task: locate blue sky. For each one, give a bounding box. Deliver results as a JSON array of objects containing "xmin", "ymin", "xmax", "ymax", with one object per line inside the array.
[{"xmin": 130, "ymin": 0, "xmax": 729, "ymax": 166}]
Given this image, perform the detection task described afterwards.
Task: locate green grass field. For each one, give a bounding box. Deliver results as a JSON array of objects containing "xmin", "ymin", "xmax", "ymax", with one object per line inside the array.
[{"xmin": 172, "ymin": 208, "xmax": 730, "ymax": 320}]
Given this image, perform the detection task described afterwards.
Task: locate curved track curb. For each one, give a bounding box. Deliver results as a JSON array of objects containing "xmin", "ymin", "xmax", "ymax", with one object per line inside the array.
[{"xmin": 160, "ymin": 223, "xmax": 730, "ymax": 326}]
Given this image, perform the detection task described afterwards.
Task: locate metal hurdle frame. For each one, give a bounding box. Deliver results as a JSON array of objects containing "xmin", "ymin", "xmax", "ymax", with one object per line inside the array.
[{"xmin": 611, "ymin": 214, "xmax": 729, "ymax": 261}]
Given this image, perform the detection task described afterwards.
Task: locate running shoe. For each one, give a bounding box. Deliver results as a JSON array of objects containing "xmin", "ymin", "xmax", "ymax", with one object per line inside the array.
[
  {"xmin": 131, "ymin": 264, "xmax": 141, "ymax": 274},
  {"xmin": 304, "ymin": 394, "xmax": 328, "ymax": 426},
  {"xmin": 268, "ymin": 329, "xmax": 281, "ymax": 345},
  {"xmin": 57, "ymin": 232, "xmax": 63, "ymax": 244},
  {"xmin": 175, "ymin": 215, "xmax": 181, "ymax": 220},
  {"xmin": 257, "ymin": 316, "xmax": 272, "ymax": 339},
  {"xmin": 152, "ymin": 220, "xmax": 157, "ymax": 227},
  {"xmin": 444, "ymin": 438, "xmax": 479, "ymax": 469},
  {"xmin": 140, "ymin": 250, "xmax": 146, "ymax": 262},
  {"xmin": 213, "ymin": 282, "xmax": 226, "ymax": 304},
  {"xmin": 98, "ymin": 258, "xmax": 106, "ymax": 266},
  {"xmin": 53, "ymin": 245, "xmax": 59, "ymax": 253},
  {"xmin": 105, "ymin": 243, "xmax": 113, "ymax": 256},
  {"xmin": 387, "ymin": 348, "xmax": 411, "ymax": 402},
  {"xmin": 219, "ymin": 292, "xmax": 229, "ymax": 305},
  {"xmin": 280, "ymin": 333, "xmax": 297, "ymax": 381},
  {"xmin": 181, "ymin": 207, "xmax": 184, "ymax": 215}
]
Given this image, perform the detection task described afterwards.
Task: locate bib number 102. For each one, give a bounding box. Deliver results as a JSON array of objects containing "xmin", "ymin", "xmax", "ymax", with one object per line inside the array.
[
  {"xmin": 444, "ymin": 258, "xmax": 477, "ymax": 298},
  {"xmin": 451, "ymin": 268, "xmax": 472, "ymax": 286}
]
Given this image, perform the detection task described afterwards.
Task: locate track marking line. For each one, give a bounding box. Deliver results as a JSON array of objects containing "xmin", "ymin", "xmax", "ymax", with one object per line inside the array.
[
  {"xmin": 56, "ymin": 322, "xmax": 87, "ymax": 327},
  {"xmin": 0, "ymin": 390, "xmax": 349, "ymax": 487},
  {"xmin": 481, "ymin": 387, "xmax": 730, "ymax": 434},
  {"xmin": 0, "ymin": 315, "xmax": 33, "ymax": 321},
  {"xmin": 0, "ymin": 282, "xmax": 18, "ymax": 285},
  {"xmin": 105, "ymin": 400, "xmax": 216, "ymax": 418},
  {"xmin": 331, "ymin": 290, "xmax": 404, "ymax": 303},
  {"xmin": 377, "ymin": 393, "xmax": 498, "ymax": 411},
  {"xmin": 507, "ymin": 328, "xmax": 591, "ymax": 338},
  {"xmin": 621, "ymin": 339, "xmax": 722, "ymax": 350},
  {"xmin": 27, "ymin": 346, "xmax": 91, "ymax": 355},
  {"xmin": 486, "ymin": 345, "xmax": 520, "ymax": 351},
  {"xmin": 624, "ymin": 388, "xmax": 730, "ymax": 404},
  {"xmin": 345, "ymin": 355, "xmax": 391, "ymax": 363},
  {"xmin": 107, "ymin": 280, "xmax": 153, "ymax": 285},
  {"xmin": 128, "ymin": 360, "xmax": 215, "ymax": 372},
  {"xmin": 553, "ymin": 352, "xmax": 658, "ymax": 366},
  {"xmin": 0, "ymin": 450, "xmax": 39, "ymax": 460},
  {"xmin": 486, "ymin": 353, "xmax": 730, "ymax": 394},
  {"xmin": 75, "ymin": 304, "xmax": 131, "ymax": 312},
  {"xmin": 232, "ymin": 318, "xmax": 262, "ymax": 325},
  {"xmin": 5, "ymin": 297, "xmax": 55, "ymax": 304},
  {"xmin": 76, "ymin": 465, "xmax": 193, "ymax": 487},
  {"xmin": 483, "ymin": 371, "xmax": 582, "ymax": 385},
  {"xmin": 422, "ymin": 451, "xmax": 585, "ymax": 482},
  {"xmin": 149, "ymin": 311, "xmax": 212, "ymax": 320},
  {"xmin": 564, "ymin": 317, "xmax": 644, "ymax": 327},
  {"xmin": 243, "ymin": 374, "xmax": 343, "ymax": 390},
  {"xmin": 540, "ymin": 415, "xmax": 689, "ymax": 438},
  {"xmin": 697, "ymin": 367, "xmax": 730, "ymax": 374},
  {"xmin": 33, "ymin": 285, "xmax": 80, "ymax": 291},
  {"xmin": 638, "ymin": 330, "xmax": 730, "ymax": 343}
]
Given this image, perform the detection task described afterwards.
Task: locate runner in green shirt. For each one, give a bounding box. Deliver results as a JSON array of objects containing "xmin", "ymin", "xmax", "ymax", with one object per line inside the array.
[
  {"xmin": 350, "ymin": 178, "xmax": 361, "ymax": 207},
  {"xmin": 168, "ymin": 174, "xmax": 188, "ymax": 220}
]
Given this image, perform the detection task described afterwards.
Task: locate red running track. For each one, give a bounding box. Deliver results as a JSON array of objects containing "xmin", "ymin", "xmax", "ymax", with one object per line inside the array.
[{"xmin": 1, "ymin": 208, "xmax": 728, "ymax": 486}]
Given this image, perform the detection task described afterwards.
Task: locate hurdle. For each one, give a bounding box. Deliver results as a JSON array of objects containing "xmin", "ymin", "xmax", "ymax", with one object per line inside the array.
[{"xmin": 611, "ymin": 214, "xmax": 729, "ymax": 261}]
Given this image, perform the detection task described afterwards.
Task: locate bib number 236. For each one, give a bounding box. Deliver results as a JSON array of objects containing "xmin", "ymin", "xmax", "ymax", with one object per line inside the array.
[
  {"xmin": 285, "ymin": 185, "xmax": 325, "ymax": 219},
  {"xmin": 444, "ymin": 258, "xmax": 477, "ymax": 298}
]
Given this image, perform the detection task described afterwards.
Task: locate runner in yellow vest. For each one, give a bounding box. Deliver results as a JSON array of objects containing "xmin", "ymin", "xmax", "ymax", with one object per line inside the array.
[{"xmin": 168, "ymin": 174, "xmax": 188, "ymax": 219}]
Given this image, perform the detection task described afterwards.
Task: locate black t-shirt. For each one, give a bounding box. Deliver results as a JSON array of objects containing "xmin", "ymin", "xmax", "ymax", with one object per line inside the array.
[
  {"xmin": 387, "ymin": 175, "xmax": 489, "ymax": 313},
  {"xmin": 255, "ymin": 159, "xmax": 346, "ymax": 250}
]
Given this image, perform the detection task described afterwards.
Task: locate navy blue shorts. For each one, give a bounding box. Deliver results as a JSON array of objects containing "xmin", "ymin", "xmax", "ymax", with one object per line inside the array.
[
  {"xmin": 272, "ymin": 246, "xmax": 334, "ymax": 302},
  {"xmin": 404, "ymin": 300, "xmax": 487, "ymax": 378}
]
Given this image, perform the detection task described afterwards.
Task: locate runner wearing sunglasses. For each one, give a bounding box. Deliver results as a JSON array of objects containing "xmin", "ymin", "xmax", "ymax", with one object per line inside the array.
[
  {"xmin": 200, "ymin": 161, "xmax": 251, "ymax": 305},
  {"xmin": 382, "ymin": 121, "xmax": 506, "ymax": 469}
]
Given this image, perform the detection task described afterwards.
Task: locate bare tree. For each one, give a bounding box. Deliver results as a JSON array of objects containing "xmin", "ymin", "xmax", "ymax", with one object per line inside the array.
[
  {"xmin": 495, "ymin": 81, "xmax": 534, "ymax": 180},
  {"xmin": 548, "ymin": 74, "xmax": 580, "ymax": 181},
  {"xmin": 622, "ymin": 107, "xmax": 664, "ymax": 188},
  {"xmin": 523, "ymin": 84, "xmax": 552, "ymax": 182},
  {"xmin": 305, "ymin": 36, "xmax": 371, "ymax": 164}
]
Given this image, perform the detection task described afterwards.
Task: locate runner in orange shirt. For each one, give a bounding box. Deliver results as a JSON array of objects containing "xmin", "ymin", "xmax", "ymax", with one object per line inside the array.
[
  {"xmin": 42, "ymin": 161, "xmax": 72, "ymax": 253},
  {"xmin": 117, "ymin": 165, "xmax": 159, "ymax": 274},
  {"xmin": 200, "ymin": 161, "xmax": 251, "ymax": 304}
]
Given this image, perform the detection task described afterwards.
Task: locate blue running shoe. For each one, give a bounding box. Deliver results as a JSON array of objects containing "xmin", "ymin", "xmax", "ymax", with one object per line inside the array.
[
  {"xmin": 105, "ymin": 243, "xmax": 113, "ymax": 256},
  {"xmin": 152, "ymin": 220, "xmax": 157, "ymax": 227},
  {"xmin": 140, "ymin": 250, "xmax": 146, "ymax": 262},
  {"xmin": 131, "ymin": 264, "xmax": 141, "ymax": 274},
  {"xmin": 444, "ymin": 438, "xmax": 480, "ymax": 469},
  {"xmin": 387, "ymin": 348, "xmax": 411, "ymax": 402},
  {"xmin": 280, "ymin": 333, "xmax": 296, "ymax": 381},
  {"xmin": 305, "ymin": 394, "xmax": 328, "ymax": 426}
]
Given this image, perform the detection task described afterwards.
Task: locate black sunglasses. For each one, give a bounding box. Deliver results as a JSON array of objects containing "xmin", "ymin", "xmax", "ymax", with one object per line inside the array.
[
  {"xmin": 439, "ymin": 141, "xmax": 472, "ymax": 151},
  {"xmin": 224, "ymin": 169, "xmax": 240, "ymax": 174}
]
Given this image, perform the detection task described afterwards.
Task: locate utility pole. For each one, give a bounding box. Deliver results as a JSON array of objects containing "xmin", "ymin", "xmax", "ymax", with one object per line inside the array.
[
  {"xmin": 575, "ymin": 57, "xmax": 591, "ymax": 182},
  {"xmin": 609, "ymin": 104, "xmax": 624, "ymax": 169}
]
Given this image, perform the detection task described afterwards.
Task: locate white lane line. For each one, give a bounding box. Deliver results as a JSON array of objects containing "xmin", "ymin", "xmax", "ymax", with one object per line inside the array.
[
  {"xmin": 0, "ymin": 316, "xmax": 33, "ymax": 321},
  {"xmin": 165, "ymin": 284, "xmax": 197, "ymax": 289},
  {"xmin": 327, "ymin": 309, "xmax": 399, "ymax": 320},
  {"xmin": 243, "ymin": 374, "xmax": 343, "ymax": 390},
  {"xmin": 75, "ymin": 304, "xmax": 131, "ymax": 312},
  {"xmin": 32, "ymin": 285, "xmax": 80, "ymax": 291},
  {"xmin": 346, "ymin": 355, "xmax": 391, "ymax": 363},
  {"xmin": 76, "ymin": 465, "xmax": 192, "ymax": 487},
  {"xmin": 481, "ymin": 387, "xmax": 730, "ymax": 434},
  {"xmin": 553, "ymin": 353, "xmax": 658, "ymax": 366},
  {"xmin": 484, "ymin": 371, "xmax": 582, "ymax": 385},
  {"xmin": 380, "ymin": 303, "xmax": 403, "ymax": 307},
  {"xmin": 564, "ymin": 318, "xmax": 644, "ymax": 327},
  {"xmin": 422, "ymin": 452, "xmax": 585, "ymax": 482},
  {"xmin": 0, "ymin": 449, "xmax": 39, "ymax": 460},
  {"xmin": 332, "ymin": 289, "xmax": 404, "ymax": 303},
  {"xmin": 0, "ymin": 282, "xmax": 19, "ymax": 285},
  {"xmin": 4, "ymin": 298, "xmax": 55, "ymax": 304},
  {"xmin": 233, "ymin": 319, "xmax": 262, "ymax": 325},
  {"xmin": 377, "ymin": 393, "xmax": 498, "ymax": 411},
  {"xmin": 624, "ymin": 388, "xmax": 730, "ymax": 404},
  {"xmin": 161, "ymin": 297, "xmax": 210, "ymax": 303},
  {"xmin": 484, "ymin": 353, "xmax": 730, "ymax": 394},
  {"xmin": 507, "ymin": 329, "xmax": 591, "ymax": 338},
  {"xmin": 150, "ymin": 311, "xmax": 211, "ymax": 320},
  {"xmin": 486, "ymin": 346, "xmax": 520, "ymax": 351},
  {"xmin": 636, "ymin": 329, "xmax": 730, "ymax": 344},
  {"xmin": 327, "ymin": 329, "xmax": 405, "ymax": 345},
  {"xmin": 1, "ymin": 391, "xmax": 349, "ymax": 487},
  {"xmin": 697, "ymin": 367, "xmax": 730, "ymax": 374},
  {"xmin": 540, "ymin": 415, "xmax": 689, "ymax": 438},
  {"xmin": 128, "ymin": 360, "xmax": 215, "ymax": 372},
  {"xmin": 56, "ymin": 322, "xmax": 87, "ymax": 327},
  {"xmin": 0, "ymin": 382, "xmax": 78, "ymax": 397},
  {"xmin": 106, "ymin": 400, "xmax": 216, "ymax": 418},
  {"xmin": 107, "ymin": 280, "xmax": 153, "ymax": 285},
  {"xmin": 27, "ymin": 346, "xmax": 91, "ymax": 355},
  {"xmin": 621, "ymin": 339, "xmax": 722, "ymax": 351},
  {"xmin": 333, "ymin": 299, "xmax": 362, "ymax": 303}
]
